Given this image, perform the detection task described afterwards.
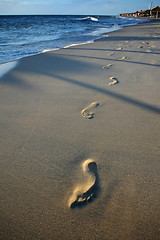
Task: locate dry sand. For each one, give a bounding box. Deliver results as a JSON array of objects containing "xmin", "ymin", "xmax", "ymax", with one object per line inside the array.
[{"xmin": 0, "ymin": 20, "xmax": 160, "ymax": 240}]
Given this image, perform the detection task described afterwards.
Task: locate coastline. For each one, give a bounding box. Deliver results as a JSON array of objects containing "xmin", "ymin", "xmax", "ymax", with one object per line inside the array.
[
  {"xmin": 0, "ymin": 15, "xmax": 147, "ymax": 66},
  {"xmin": 0, "ymin": 20, "xmax": 160, "ymax": 239}
]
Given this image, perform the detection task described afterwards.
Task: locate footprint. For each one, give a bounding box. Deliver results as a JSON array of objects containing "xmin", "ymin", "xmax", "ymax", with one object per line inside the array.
[
  {"xmin": 107, "ymin": 52, "xmax": 115, "ymax": 56},
  {"xmin": 148, "ymin": 45, "xmax": 155, "ymax": 48},
  {"xmin": 118, "ymin": 56, "xmax": 126, "ymax": 61},
  {"xmin": 102, "ymin": 63, "xmax": 112, "ymax": 69},
  {"xmin": 68, "ymin": 159, "xmax": 100, "ymax": 209},
  {"xmin": 116, "ymin": 47, "xmax": 123, "ymax": 50},
  {"xmin": 102, "ymin": 66, "xmax": 107, "ymax": 69},
  {"xmin": 108, "ymin": 76, "xmax": 119, "ymax": 86},
  {"xmin": 141, "ymin": 41, "xmax": 149, "ymax": 45},
  {"xmin": 81, "ymin": 102, "xmax": 99, "ymax": 119}
]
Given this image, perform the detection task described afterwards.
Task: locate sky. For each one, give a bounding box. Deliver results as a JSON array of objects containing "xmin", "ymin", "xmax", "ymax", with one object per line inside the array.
[{"xmin": 0, "ymin": 0, "xmax": 159, "ymax": 15}]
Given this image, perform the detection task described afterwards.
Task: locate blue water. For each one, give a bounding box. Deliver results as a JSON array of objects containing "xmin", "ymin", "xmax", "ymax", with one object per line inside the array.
[{"xmin": 0, "ymin": 15, "xmax": 147, "ymax": 64}]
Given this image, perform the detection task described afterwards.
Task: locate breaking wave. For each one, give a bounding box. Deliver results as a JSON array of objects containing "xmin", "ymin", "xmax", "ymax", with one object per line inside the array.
[{"xmin": 80, "ymin": 16, "xmax": 99, "ymax": 22}]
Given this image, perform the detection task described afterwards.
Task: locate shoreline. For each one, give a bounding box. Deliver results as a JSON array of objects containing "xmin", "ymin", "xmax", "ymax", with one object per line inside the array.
[
  {"xmin": 0, "ymin": 16, "xmax": 147, "ymax": 67},
  {"xmin": 0, "ymin": 20, "xmax": 160, "ymax": 239}
]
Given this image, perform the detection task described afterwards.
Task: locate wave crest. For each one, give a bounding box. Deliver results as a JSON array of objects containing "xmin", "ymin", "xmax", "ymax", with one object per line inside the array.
[{"xmin": 80, "ymin": 16, "xmax": 98, "ymax": 22}]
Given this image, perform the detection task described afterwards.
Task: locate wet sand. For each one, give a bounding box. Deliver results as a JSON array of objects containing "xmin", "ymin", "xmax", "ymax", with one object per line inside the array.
[{"xmin": 0, "ymin": 21, "xmax": 160, "ymax": 239}]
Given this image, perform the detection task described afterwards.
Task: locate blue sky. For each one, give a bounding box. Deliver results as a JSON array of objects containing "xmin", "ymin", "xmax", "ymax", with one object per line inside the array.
[{"xmin": 0, "ymin": 0, "xmax": 159, "ymax": 15}]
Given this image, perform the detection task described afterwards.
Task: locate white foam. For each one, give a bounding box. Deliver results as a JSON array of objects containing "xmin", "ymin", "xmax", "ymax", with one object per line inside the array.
[
  {"xmin": 90, "ymin": 17, "xmax": 98, "ymax": 22},
  {"xmin": 41, "ymin": 42, "xmax": 94, "ymax": 54},
  {"xmin": 42, "ymin": 48, "xmax": 59, "ymax": 53},
  {"xmin": 0, "ymin": 61, "xmax": 18, "ymax": 78},
  {"xmin": 81, "ymin": 16, "xmax": 98, "ymax": 22},
  {"xmin": 63, "ymin": 41, "xmax": 94, "ymax": 49}
]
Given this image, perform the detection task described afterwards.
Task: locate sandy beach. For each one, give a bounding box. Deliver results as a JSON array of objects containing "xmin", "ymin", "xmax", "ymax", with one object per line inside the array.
[{"xmin": 0, "ymin": 20, "xmax": 160, "ymax": 239}]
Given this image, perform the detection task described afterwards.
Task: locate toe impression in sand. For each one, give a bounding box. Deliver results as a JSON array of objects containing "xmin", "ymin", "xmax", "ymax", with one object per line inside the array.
[
  {"xmin": 81, "ymin": 102, "xmax": 99, "ymax": 119},
  {"xmin": 108, "ymin": 76, "xmax": 119, "ymax": 86},
  {"xmin": 68, "ymin": 159, "xmax": 100, "ymax": 209}
]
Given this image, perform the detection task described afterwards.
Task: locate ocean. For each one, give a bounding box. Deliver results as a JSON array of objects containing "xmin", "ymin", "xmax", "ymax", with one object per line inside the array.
[{"xmin": 0, "ymin": 15, "xmax": 147, "ymax": 64}]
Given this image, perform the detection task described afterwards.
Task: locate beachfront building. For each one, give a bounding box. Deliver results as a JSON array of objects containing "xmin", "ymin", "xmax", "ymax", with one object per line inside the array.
[
  {"xmin": 134, "ymin": 10, "xmax": 146, "ymax": 18},
  {"xmin": 151, "ymin": 6, "xmax": 160, "ymax": 18},
  {"xmin": 120, "ymin": 6, "xmax": 160, "ymax": 19},
  {"xmin": 120, "ymin": 10, "xmax": 145, "ymax": 18},
  {"xmin": 120, "ymin": 12, "xmax": 135, "ymax": 17}
]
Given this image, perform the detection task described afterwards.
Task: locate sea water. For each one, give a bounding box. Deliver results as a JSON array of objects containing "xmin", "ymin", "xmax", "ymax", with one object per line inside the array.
[{"xmin": 0, "ymin": 15, "xmax": 147, "ymax": 64}]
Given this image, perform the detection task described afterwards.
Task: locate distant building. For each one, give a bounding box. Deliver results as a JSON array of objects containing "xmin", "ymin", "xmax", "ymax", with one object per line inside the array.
[
  {"xmin": 151, "ymin": 6, "xmax": 160, "ymax": 18},
  {"xmin": 120, "ymin": 12, "xmax": 135, "ymax": 17},
  {"xmin": 120, "ymin": 6, "xmax": 160, "ymax": 18},
  {"xmin": 134, "ymin": 10, "xmax": 146, "ymax": 18},
  {"xmin": 120, "ymin": 10, "xmax": 145, "ymax": 18}
]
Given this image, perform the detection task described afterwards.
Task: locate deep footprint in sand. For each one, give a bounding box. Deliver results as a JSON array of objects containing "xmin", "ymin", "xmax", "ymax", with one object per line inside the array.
[
  {"xmin": 108, "ymin": 76, "xmax": 119, "ymax": 86},
  {"xmin": 81, "ymin": 102, "xmax": 99, "ymax": 119},
  {"xmin": 68, "ymin": 159, "xmax": 100, "ymax": 209}
]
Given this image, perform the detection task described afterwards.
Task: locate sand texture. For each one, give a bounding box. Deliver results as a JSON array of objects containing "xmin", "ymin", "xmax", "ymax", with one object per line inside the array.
[{"xmin": 0, "ymin": 21, "xmax": 160, "ymax": 240}]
